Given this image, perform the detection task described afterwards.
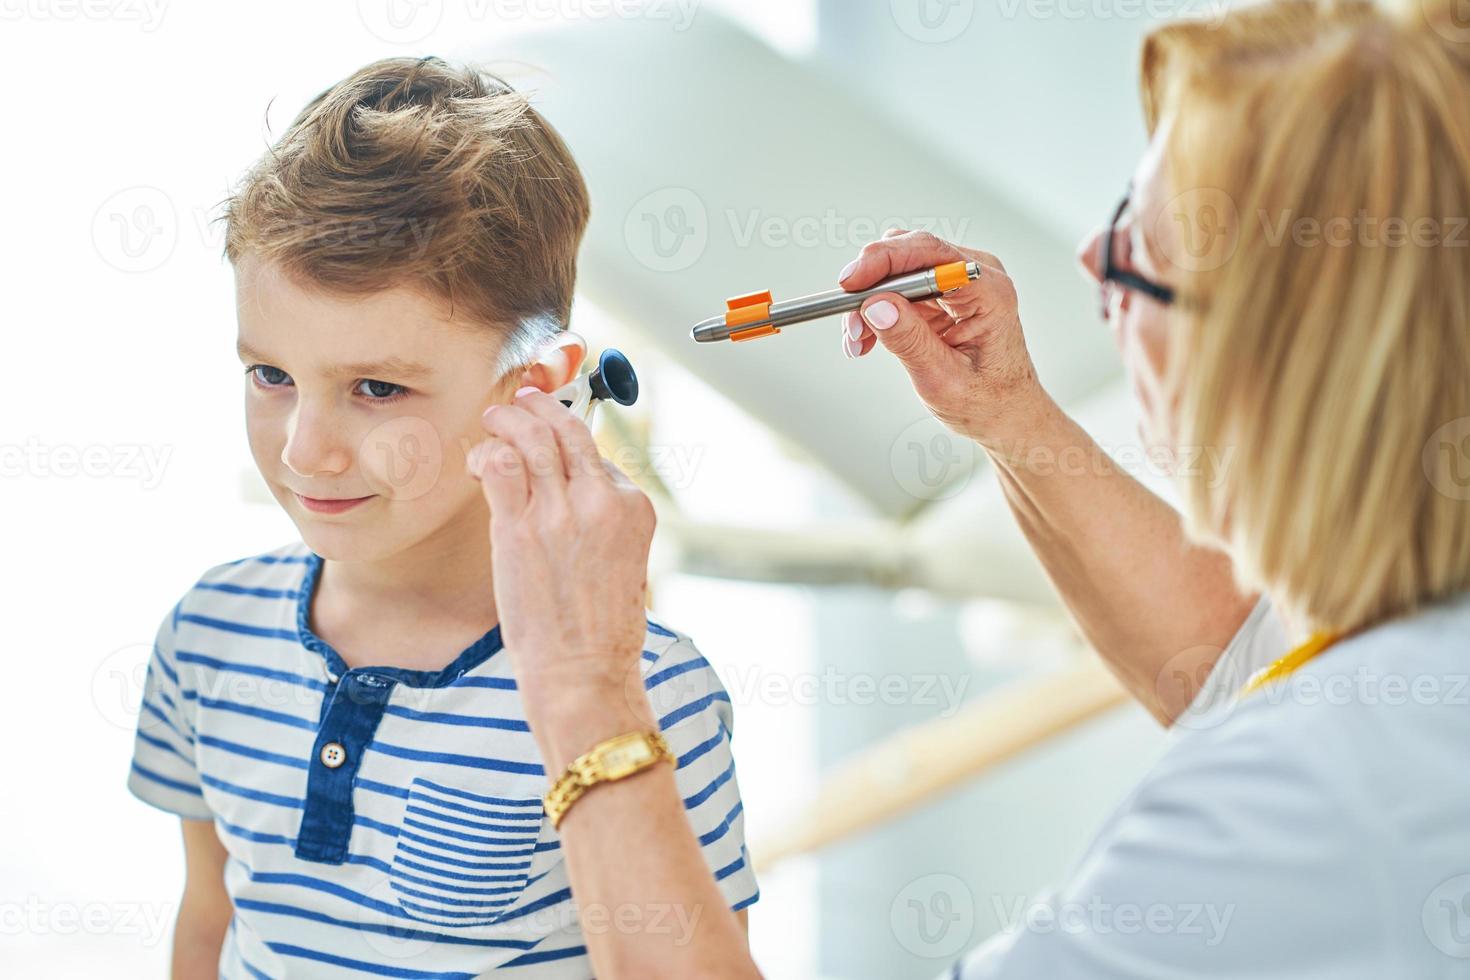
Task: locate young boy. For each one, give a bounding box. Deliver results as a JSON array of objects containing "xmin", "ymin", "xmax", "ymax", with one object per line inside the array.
[{"xmin": 127, "ymin": 56, "xmax": 757, "ymax": 978}]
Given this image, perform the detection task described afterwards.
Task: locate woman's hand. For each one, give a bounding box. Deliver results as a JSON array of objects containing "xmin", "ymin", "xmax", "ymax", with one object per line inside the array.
[
  {"xmin": 840, "ymin": 229, "xmax": 1052, "ymax": 452},
  {"xmin": 842, "ymin": 233, "xmax": 1257, "ymax": 728},
  {"xmin": 468, "ymin": 390, "xmax": 762, "ymax": 979},
  {"xmin": 467, "ymin": 388, "xmax": 657, "ymax": 765}
]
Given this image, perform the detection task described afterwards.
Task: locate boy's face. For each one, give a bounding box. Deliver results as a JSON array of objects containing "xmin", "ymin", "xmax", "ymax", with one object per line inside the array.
[{"xmin": 234, "ymin": 254, "xmax": 510, "ymax": 562}]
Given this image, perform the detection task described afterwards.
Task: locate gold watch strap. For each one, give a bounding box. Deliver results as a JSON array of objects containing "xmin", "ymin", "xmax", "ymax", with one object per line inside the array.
[{"xmin": 544, "ymin": 730, "xmax": 672, "ymax": 829}]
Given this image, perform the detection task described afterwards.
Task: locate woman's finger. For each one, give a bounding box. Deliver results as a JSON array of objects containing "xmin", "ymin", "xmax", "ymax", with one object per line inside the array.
[
  {"xmin": 841, "ymin": 311, "xmax": 869, "ymax": 357},
  {"xmin": 858, "ymin": 291, "xmax": 965, "ymax": 383},
  {"xmin": 480, "ymin": 403, "xmax": 569, "ymax": 508},
  {"xmin": 843, "ymin": 296, "xmax": 954, "ymax": 359},
  {"xmin": 599, "ymin": 455, "xmax": 638, "ymax": 489},
  {"xmin": 930, "ymin": 261, "xmax": 1014, "ymax": 321},
  {"xmin": 838, "ymin": 229, "xmax": 971, "ymax": 292},
  {"xmin": 939, "ymin": 316, "xmax": 992, "ymax": 349},
  {"xmin": 512, "ymin": 389, "xmax": 609, "ymax": 484},
  {"xmin": 912, "ymin": 296, "xmax": 955, "ymax": 332},
  {"xmin": 469, "ymin": 436, "xmax": 530, "ymax": 522}
]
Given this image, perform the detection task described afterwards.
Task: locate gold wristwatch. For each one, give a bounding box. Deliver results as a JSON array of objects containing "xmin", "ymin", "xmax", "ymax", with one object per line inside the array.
[{"xmin": 544, "ymin": 730, "xmax": 673, "ymax": 829}]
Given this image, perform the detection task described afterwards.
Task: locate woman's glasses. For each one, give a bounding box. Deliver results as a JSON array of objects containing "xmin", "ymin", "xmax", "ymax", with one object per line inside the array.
[{"xmin": 1100, "ymin": 188, "xmax": 1177, "ymax": 321}]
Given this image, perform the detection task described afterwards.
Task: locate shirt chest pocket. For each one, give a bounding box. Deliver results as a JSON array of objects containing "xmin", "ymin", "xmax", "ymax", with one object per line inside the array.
[{"xmin": 388, "ymin": 776, "xmax": 547, "ymax": 927}]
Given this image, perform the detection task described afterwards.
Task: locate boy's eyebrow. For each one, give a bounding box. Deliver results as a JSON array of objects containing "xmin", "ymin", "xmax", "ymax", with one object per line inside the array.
[{"xmin": 236, "ymin": 340, "xmax": 436, "ymax": 380}]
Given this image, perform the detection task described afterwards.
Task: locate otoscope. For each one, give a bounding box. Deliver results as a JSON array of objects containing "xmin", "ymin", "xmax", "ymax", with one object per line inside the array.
[
  {"xmin": 550, "ymin": 348, "xmax": 639, "ymax": 425},
  {"xmin": 689, "ymin": 260, "xmax": 983, "ymax": 344}
]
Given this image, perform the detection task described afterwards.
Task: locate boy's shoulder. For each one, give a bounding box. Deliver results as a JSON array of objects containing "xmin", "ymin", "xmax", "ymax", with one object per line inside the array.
[
  {"xmin": 168, "ymin": 540, "xmax": 312, "ymax": 620},
  {"xmin": 206, "ymin": 539, "xmax": 313, "ymax": 580},
  {"xmin": 639, "ymin": 612, "xmax": 706, "ymax": 678},
  {"xmin": 641, "ymin": 611, "xmax": 687, "ymax": 652},
  {"xmin": 638, "ymin": 613, "xmax": 734, "ymax": 735}
]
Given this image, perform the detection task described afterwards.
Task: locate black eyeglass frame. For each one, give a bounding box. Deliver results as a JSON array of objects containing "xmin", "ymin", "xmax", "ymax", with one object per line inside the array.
[{"xmin": 1100, "ymin": 189, "xmax": 1177, "ymax": 318}]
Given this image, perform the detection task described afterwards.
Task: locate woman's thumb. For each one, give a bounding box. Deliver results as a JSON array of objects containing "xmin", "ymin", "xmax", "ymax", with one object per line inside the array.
[{"xmin": 861, "ymin": 294, "xmax": 949, "ymax": 377}]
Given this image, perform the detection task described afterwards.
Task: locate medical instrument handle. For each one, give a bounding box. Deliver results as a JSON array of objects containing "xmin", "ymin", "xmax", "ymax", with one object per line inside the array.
[{"xmin": 689, "ymin": 260, "xmax": 982, "ymax": 344}]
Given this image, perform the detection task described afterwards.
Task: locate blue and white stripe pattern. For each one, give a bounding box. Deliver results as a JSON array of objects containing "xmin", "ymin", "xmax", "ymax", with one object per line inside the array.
[{"xmin": 127, "ymin": 540, "xmax": 758, "ymax": 978}]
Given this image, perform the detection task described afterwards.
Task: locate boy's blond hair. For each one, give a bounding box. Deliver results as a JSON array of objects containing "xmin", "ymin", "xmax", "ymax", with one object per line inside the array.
[
  {"xmin": 1142, "ymin": 0, "xmax": 1470, "ymax": 634},
  {"xmin": 222, "ymin": 55, "xmax": 590, "ymax": 373}
]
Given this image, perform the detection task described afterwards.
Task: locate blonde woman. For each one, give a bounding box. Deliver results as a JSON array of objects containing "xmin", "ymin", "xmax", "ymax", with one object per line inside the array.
[{"xmin": 469, "ymin": 0, "xmax": 1470, "ymax": 974}]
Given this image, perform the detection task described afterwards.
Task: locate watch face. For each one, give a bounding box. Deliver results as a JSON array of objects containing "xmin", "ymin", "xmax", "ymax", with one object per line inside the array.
[{"xmin": 602, "ymin": 741, "xmax": 654, "ymax": 778}]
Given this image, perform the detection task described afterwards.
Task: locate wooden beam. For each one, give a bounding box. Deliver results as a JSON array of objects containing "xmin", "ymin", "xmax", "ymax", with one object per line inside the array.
[{"xmin": 751, "ymin": 656, "xmax": 1130, "ymax": 871}]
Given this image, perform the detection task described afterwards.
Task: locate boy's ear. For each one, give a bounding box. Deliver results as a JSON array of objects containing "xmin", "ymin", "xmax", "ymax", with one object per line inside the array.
[{"xmin": 514, "ymin": 331, "xmax": 587, "ymax": 393}]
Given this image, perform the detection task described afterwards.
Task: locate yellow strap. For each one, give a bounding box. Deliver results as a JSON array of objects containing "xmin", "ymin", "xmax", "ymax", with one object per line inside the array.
[{"xmin": 1238, "ymin": 629, "xmax": 1343, "ymax": 698}]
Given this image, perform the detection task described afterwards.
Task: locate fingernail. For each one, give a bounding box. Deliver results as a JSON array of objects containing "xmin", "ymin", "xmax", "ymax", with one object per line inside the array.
[
  {"xmin": 843, "ymin": 311, "xmax": 864, "ymax": 341},
  {"xmin": 842, "ymin": 332, "xmax": 863, "ymax": 358},
  {"xmin": 465, "ymin": 444, "xmax": 484, "ymax": 476},
  {"xmin": 515, "ymin": 386, "xmax": 539, "ymax": 397},
  {"xmin": 863, "ymin": 300, "xmax": 898, "ymax": 330},
  {"xmin": 838, "ymin": 258, "xmax": 859, "ymax": 282}
]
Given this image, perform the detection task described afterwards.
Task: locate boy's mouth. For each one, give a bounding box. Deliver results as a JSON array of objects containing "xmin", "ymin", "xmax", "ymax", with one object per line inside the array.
[{"xmin": 293, "ymin": 491, "xmax": 375, "ymax": 515}]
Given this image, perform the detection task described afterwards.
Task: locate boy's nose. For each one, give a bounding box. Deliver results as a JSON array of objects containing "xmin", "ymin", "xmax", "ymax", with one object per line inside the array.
[{"xmin": 281, "ymin": 409, "xmax": 352, "ymax": 479}]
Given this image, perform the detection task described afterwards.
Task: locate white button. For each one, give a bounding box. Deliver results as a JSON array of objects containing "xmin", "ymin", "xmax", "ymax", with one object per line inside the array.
[{"xmin": 320, "ymin": 742, "xmax": 347, "ymax": 768}]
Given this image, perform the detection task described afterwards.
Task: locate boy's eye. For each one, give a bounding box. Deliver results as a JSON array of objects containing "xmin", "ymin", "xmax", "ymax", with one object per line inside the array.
[
  {"xmin": 244, "ymin": 365, "xmax": 408, "ymax": 404},
  {"xmin": 355, "ymin": 378, "xmax": 408, "ymax": 401},
  {"xmin": 248, "ymin": 364, "xmax": 291, "ymax": 387}
]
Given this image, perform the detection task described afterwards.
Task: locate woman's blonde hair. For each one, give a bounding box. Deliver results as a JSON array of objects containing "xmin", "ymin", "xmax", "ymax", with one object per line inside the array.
[{"xmin": 1142, "ymin": 0, "xmax": 1470, "ymax": 634}]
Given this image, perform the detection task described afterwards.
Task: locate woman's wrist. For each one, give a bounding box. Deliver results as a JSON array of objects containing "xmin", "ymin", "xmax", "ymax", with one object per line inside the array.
[
  {"xmin": 524, "ymin": 679, "xmax": 661, "ymax": 775},
  {"xmin": 977, "ymin": 387, "xmax": 1074, "ymax": 470}
]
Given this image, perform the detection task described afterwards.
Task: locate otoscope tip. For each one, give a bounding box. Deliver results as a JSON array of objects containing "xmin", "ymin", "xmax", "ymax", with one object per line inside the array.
[{"xmin": 589, "ymin": 349, "xmax": 638, "ymax": 406}]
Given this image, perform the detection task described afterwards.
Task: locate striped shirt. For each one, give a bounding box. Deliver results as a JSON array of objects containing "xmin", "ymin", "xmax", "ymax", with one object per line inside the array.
[{"xmin": 127, "ymin": 540, "xmax": 758, "ymax": 978}]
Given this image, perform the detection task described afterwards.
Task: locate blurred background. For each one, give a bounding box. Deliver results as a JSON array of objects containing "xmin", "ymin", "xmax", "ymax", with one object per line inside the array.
[{"xmin": 2, "ymin": 0, "xmax": 1232, "ymax": 976}]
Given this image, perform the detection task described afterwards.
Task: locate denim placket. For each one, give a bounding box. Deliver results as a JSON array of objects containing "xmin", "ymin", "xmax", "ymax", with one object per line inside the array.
[{"xmin": 294, "ymin": 671, "xmax": 396, "ymax": 864}]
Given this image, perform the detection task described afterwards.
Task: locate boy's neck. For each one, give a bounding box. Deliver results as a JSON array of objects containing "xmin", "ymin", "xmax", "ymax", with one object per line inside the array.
[
  {"xmin": 329, "ymin": 541, "xmax": 496, "ymax": 618},
  {"xmin": 313, "ymin": 507, "xmax": 500, "ymax": 662}
]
